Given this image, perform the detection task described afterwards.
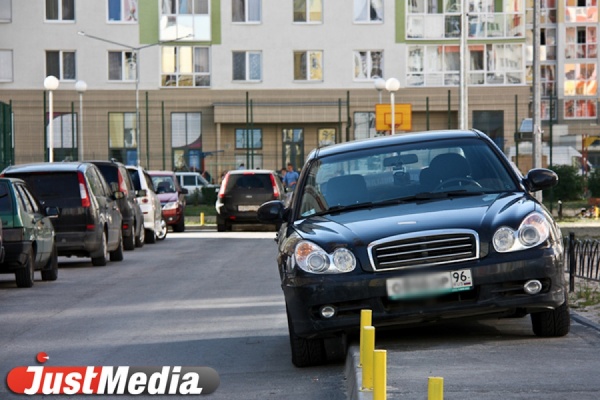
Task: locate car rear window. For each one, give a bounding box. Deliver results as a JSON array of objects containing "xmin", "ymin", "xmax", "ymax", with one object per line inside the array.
[
  {"xmin": 227, "ymin": 173, "xmax": 272, "ymax": 192},
  {"xmin": 96, "ymin": 164, "xmax": 118, "ymax": 185},
  {"xmin": 0, "ymin": 181, "xmax": 13, "ymax": 213},
  {"xmin": 7, "ymin": 172, "xmax": 82, "ymax": 208},
  {"xmin": 128, "ymin": 170, "xmax": 142, "ymax": 191}
]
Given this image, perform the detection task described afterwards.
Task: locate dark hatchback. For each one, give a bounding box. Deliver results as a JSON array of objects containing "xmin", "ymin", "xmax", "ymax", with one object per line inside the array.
[
  {"xmin": 2, "ymin": 162, "xmax": 124, "ymax": 267},
  {"xmin": 0, "ymin": 177, "xmax": 59, "ymax": 287},
  {"xmin": 90, "ymin": 160, "xmax": 145, "ymax": 250},
  {"xmin": 216, "ymin": 169, "xmax": 285, "ymax": 232},
  {"xmin": 258, "ymin": 130, "xmax": 569, "ymax": 367}
]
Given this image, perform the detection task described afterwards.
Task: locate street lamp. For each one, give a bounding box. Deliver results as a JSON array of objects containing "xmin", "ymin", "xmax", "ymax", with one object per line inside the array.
[
  {"xmin": 374, "ymin": 77, "xmax": 386, "ymax": 103},
  {"xmin": 44, "ymin": 75, "xmax": 59, "ymax": 162},
  {"xmin": 77, "ymin": 31, "xmax": 191, "ymax": 166},
  {"xmin": 75, "ymin": 80, "xmax": 87, "ymax": 161},
  {"xmin": 385, "ymin": 77, "xmax": 400, "ymax": 135}
]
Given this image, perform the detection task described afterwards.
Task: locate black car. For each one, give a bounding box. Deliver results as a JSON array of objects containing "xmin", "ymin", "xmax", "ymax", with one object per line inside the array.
[
  {"xmin": 90, "ymin": 160, "xmax": 145, "ymax": 250},
  {"xmin": 2, "ymin": 162, "xmax": 124, "ymax": 267},
  {"xmin": 0, "ymin": 177, "xmax": 59, "ymax": 287},
  {"xmin": 258, "ymin": 129, "xmax": 569, "ymax": 367},
  {"xmin": 216, "ymin": 169, "xmax": 285, "ymax": 232}
]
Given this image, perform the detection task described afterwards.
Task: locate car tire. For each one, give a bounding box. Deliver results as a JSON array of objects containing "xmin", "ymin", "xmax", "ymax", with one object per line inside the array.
[
  {"xmin": 15, "ymin": 248, "xmax": 35, "ymax": 288},
  {"xmin": 41, "ymin": 244, "xmax": 58, "ymax": 281},
  {"xmin": 145, "ymin": 228, "xmax": 156, "ymax": 244},
  {"xmin": 173, "ymin": 216, "xmax": 185, "ymax": 232},
  {"xmin": 91, "ymin": 232, "xmax": 108, "ymax": 267},
  {"xmin": 286, "ymin": 306, "xmax": 327, "ymax": 368},
  {"xmin": 217, "ymin": 223, "xmax": 226, "ymax": 232},
  {"xmin": 110, "ymin": 232, "xmax": 124, "ymax": 262},
  {"xmin": 531, "ymin": 299, "xmax": 571, "ymax": 337},
  {"xmin": 135, "ymin": 224, "xmax": 145, "ymax": 248},
  {"xmin": 156, "ymin": 219, "xmax": 168, "ymax": 241},
  {"xmin": 123, "ymin": 226, "xmax": 135, "ymax": 251}
]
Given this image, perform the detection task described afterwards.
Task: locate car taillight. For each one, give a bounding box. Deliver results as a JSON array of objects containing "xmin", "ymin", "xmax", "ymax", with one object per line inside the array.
[
  {"xmin": 118, "ymin": 172, "xmax": 128, "ymax": 195},
  {"xmin": 270, "ymin": 174, "xmax": 280, "ymax": 199},
  {"xmin": 218, "ymin": 174, "xmax": 229, "ymax": 199},
  {"xmin": 78, "ymin": 172, "xmax": 91, "ymax": 208}
]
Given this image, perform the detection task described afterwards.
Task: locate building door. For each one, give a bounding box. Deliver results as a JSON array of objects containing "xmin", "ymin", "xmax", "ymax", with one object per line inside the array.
[{"xmin": 282, "ymin": 128, "xmax": 304, "ymax": 171}]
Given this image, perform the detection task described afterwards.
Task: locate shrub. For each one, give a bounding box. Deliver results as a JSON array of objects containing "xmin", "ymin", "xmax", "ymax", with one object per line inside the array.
[
  {"xmin": 587, "ymin": 168, "xmax": 600, "ymax": 198},
  {"xmin": 544, "ymin": 165, "xmax": 584, "ymax": 201},
  {"xmin": 202, "ymin": 186, "xmax": 218, "ymax": 206}
]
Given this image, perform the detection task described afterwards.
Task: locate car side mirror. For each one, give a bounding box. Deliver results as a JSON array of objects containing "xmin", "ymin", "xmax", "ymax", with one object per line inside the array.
[
  {"xmin": 257, "ymin": 200, "xmax": 286, "ymax": 223},
  {"xmin": 45, "ymin": 206, "xmax": 59, "ymax": 218},
  {"xmin": 113, "ymin": 191, "xmax": 125, "ymax": 200},
  {"xmin": 137, "ymin": 189, "xmax": 147, "ymax": 197},
  {"xmin": 523, "ymin": 168, "xmax": 558, "ymax": 192}
]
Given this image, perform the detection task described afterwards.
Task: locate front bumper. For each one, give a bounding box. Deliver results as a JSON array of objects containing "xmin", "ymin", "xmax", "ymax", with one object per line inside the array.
[
  {"xmin": 161, "ymin": 206, "xmax": 183, "ymax": 226},
  {"xmin": 284, "ymin": 249, "xmax": 566, "ymax": 338}
]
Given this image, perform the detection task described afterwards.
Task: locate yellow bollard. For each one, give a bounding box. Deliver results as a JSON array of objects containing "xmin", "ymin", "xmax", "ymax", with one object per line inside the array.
[
  {"xmin": 373, "ymin": 350, "xmax": 387, "ymax": 400},
  {"xmin": 200, "ymin": 212, "xmax": 205, "ymax": 226},
  {"xmin": 359, "ymin": 309, "xmax": 372, "ymax": 366},
  {"xmin": 428, "ymin": 377, "xmax": 444, "ymax": 400},
  {"xmin": 361, "ymin": 326, "xmax": 375, "ymax": 391},
  {"xmin": 595, "ymin": 206, "xmax": 599, "ymax": 220}
]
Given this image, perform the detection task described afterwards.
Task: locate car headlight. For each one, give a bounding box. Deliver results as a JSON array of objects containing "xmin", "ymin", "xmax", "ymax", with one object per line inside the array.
[
  {"xmin": 162, "ymin": 201, "xmax": 178, "ymax": 211},
  {"xmin": 493, "ymin": 212, "xmax": 550, "ymax": 253},
  {"xmin": 294, "ymin": 240, "xmax": 356, "ymax": 274}
]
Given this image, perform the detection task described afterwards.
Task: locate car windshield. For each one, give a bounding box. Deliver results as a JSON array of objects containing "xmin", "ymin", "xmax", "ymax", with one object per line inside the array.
[
  {"xmin": 299, "ymin": 137, "xmax": 519, "ymax": 217},
  {"xmin": 152, "ymin": 176, "xmax": 176, "ymax": 194}
]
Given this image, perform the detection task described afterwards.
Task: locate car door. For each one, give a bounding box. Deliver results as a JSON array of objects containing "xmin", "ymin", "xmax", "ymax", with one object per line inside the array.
[{"xmin": 15, "ymin": 183, "xmax": 53, "ymax": 263}]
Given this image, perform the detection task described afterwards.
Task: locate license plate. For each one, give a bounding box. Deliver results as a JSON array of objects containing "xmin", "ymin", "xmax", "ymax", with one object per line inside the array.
[
  {"xmin": 386, "ymin": 269, "xmax": 473, "ymax": 300},
  {"xmin": 238, "ymin": 205, "xmax": 259, "ymax": 212}
]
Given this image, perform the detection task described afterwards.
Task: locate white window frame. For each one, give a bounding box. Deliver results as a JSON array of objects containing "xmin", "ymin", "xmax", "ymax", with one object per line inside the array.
[
  {"xmin": 232, "ymin": 51, "xmax": 262, "ymax": 82},
  {"xmin": 0, "ymin": 49, "xmax": 13, "ymax": 82},
  {"xmin": 354, "ymin": 0, "xmax": 383, "ymax": 23},
  {"xmin": 45, "ymin": 0, "xmax": 75, "ymax": 22},
  {"xmin": 107, "ymin": 0, "xmax": 138, "ymax": 23},
  {"xmin": 161, "ymin": 46, "xmax": 211, "ymax": 87},
  {"xmin": 108, "ymin": 51, "xmax": 137, "ymax": 81},
  {"xmin": 293, "ymin": 0, "xmax": 322, "ymax": 23},
  {"xmin": 46, "ymin": 50, "xmax": 76, "ymax": 81},
  {"xmin": 232, "ymin": 0, "xmax": 261, "ymax": 23},
  {"xmin": 293, "ymin": 50, "xmax": 323, "ymax": 82},
  {"xmin": 353, "ymin": 50, "xmax": 383, "ymax": 81},
  {"xmin": 0, "ymin": 0, "xmax": 12, "ymax": 22}
]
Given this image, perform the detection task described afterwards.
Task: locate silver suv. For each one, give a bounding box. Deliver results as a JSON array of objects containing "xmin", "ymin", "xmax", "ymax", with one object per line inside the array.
[{"xmin": 126, "ymin": 165, "xmax": 167, "ymax": 242}]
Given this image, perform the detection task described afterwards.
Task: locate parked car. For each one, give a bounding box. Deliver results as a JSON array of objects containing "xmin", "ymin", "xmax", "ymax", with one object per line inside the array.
[
  {"xmin": 126, "ymin": 165, "xmax": 167, "ymax": 242},
  {"xmin": 2, "ymin": 162, "xmax": 124, "ymax": 267},
  {"xmin": 90, "ymin": 160, "xmax": 145, "ymax": 250},
  {"xmin": 148, "ymin": 170, "xmax": 187, "ymax": 232},
  {"xmin": 216, "ymin": 169, "xmax": 285, "ymax": 232},
  {"xmin": 257, "ymin": 129, "xmax": 569, "ymax": 367},
  {"xmin": 0, "ymin": 177, "xmax": 59, "ymax": 287},
  {"xmin": 175, "ymin": 171, "xmax": 219, "ymax": 203}
]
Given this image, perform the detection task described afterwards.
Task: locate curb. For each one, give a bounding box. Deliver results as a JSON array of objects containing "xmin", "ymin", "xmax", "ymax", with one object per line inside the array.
[{"xmin": 570, "ymin": 310, "xmax": 600, "ymax": 332}]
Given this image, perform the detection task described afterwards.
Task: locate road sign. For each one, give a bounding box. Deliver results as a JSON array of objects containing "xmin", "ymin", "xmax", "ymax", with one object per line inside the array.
[{"xmin": 375, "ymin": 104, "xmax": 412, "ymax": 132}]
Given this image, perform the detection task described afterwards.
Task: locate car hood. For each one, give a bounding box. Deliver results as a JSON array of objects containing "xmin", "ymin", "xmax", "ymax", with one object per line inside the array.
[
  {"xmin": 292, "ymin": 192, "xmax": 543, "ymax": 249},
  {"xmin": 157, "ymin": 193, "xmax": 178, "ymax": 203}
]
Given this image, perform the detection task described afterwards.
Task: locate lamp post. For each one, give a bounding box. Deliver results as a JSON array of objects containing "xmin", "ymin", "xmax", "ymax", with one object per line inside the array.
[
  {"xmin": 75, "ymin": 80, "xmax": 87, "ymax": 161},
  {"xmin": 385, "ymin": 78, "xmax": 400, "ymax": 135},
  {"xmin": 77, "ymin": 31, "xmax": 191, "ymax": 166},
  {"xmin": 374, "ymin": 77, "xmax": 386, "ymax": 104},
  {"xmin": 44, "ymin": 75, "xmax": 59, "ymax": 162}
]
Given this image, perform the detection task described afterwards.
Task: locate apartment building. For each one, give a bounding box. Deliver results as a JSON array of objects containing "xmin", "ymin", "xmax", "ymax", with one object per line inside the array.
[{"xmin": 0, "ymin": 1, "xmax": 548, "ymax": 178}]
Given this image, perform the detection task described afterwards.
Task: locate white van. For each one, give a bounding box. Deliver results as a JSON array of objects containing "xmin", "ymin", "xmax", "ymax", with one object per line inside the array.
[{"xmin": 175, "ymin": 172, "xmax": 219, "ymax": 203}]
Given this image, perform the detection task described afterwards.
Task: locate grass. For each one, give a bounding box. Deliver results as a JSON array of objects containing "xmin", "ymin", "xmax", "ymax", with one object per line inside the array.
[
  {"xmin": 569, "ymin": 281, "xmax": 600, "ymax": 308},
  {"xmin": 185, "ymin": 204, "xmax": 216, "ymax": 217}
]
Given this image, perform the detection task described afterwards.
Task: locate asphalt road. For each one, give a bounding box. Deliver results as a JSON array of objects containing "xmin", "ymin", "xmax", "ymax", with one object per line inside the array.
[{"xmin": 0, "ymin": 230, "xmax": 346, "ymax": 399}]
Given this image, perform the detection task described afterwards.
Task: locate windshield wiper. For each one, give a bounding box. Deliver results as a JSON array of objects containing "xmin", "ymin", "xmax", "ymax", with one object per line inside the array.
[{"xmin": 313, "ymin": 201, "xmax": 375, "ymax": 216}]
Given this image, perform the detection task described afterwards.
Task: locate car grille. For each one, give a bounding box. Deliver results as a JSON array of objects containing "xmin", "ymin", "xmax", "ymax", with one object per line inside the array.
[{"xmin": 368, "ymin": 230, "xmax": 479, "ymax": 271}]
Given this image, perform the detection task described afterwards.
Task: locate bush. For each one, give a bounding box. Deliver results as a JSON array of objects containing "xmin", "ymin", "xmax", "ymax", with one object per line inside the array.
[
  {"xmin": 587, "ymin": 168, "xmax": 600, "ymax": 198},
  {"xmin": 202, "ymin": 186, "xmax": 218, "ymax": 206},
  {"xmin": 544, "ymin": 165, "xmax": 585, "ymax": 202}
]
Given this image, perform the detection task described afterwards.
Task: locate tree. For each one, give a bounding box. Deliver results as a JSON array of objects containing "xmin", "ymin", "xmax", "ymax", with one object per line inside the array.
[{"xmin": 543, "ymin": 165, "xmax": 584, "ymax": 201}]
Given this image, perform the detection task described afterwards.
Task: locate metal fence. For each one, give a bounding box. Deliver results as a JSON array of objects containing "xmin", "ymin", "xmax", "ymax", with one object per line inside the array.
[{"xmin": 565, "ymin": 233, "xmax": 600, "ymax": 291}]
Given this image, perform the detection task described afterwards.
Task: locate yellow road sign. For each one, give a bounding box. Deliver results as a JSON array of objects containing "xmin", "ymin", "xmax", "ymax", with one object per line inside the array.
[{"xmin": 375, "ymin": 104, "xmax": 412, "ymax": 131}]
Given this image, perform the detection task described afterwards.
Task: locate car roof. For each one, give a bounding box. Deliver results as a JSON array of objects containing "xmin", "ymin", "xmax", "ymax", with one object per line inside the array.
[
  {"xmin": 147, "ymin": 170, "xmax": 176, "ymax": 176},
  {"xmin": 226, "ymin": 169, "xmax": 276, "ymax": 175},
  {"xmin": 2, "ymin": 162, "xmax": 90, "ymax": 174},
  {"xmin": 307, "ymin": 129, "xmax": 486, "ymax": 161},
  {"xmin": 88, "ymin": 160, "xmax": 126, "ymax": 167}
]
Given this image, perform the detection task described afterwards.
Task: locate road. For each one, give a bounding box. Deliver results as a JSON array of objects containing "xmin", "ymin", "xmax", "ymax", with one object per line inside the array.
[{"xmin": 0, "ymin": 230, "xmax": 347, "ymax": 399}]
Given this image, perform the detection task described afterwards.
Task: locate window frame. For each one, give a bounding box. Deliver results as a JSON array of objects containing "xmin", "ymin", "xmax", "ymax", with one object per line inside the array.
[
  {"xmin": 46, "ymin": 50, "xmax": 76, "ymax": 81},
  {"xmin": 107, "ymin": 0, "xmax": 138, "ymax": 23},
  {"xmin": 0, "ymin": 0, "xmax": 12, "ymax": 23},
  {"xmin": 0, "ymin": 49, "xmax": 13, "ymax": 82},
  {"xmin": 293, "ymin": 0, "xmax": 323, "ymax": 23},
  {"xmin": 293, "ymin": 50, "xmax": 324, "ymax": 82},
  {"xmin": 232, "ymin": 0, "xmax": 262, "ymax": 23},
  {"xmin": 161, "ymin": 46, "xmax": 211, "ymax": 87},
  {"xmin": 353, "ymin": 0, "xmax": 383, "ymax": 23},
  {"xmin": 45, "ymin": 0, "xmax": 75, "ymax": 22},
  {"xmin": 108, "ymin": 50, "xmax": 137, "ymax": 81},
  {"xmin": 353, "ymin": 50, "xmax": 383, "ymax": 81},
  {"xmin": 232, "ymin": 51, "xmax": 262, "ymax": 82}
]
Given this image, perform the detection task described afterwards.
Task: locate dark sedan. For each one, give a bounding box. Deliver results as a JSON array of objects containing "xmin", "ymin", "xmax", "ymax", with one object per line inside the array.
[{"xmin": 258, "ymin": 129, "xmax": 569, "ymax": 367}]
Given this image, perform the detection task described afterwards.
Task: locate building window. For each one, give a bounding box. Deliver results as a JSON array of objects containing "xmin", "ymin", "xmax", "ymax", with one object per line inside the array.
[
  {"xmin": 353, "ymin": 112, "xmax": 377, "ymax": 140},
  {"xmin": 232, "ymin": 0, "xmax": 261, "ymax": 23},
  {"xmin": 353, "ymin": 50, "xmax": 383, "ymax": 80},
  {"xmin": 172, "ymin": 112, "xmax": 202, "ymax": 171},
  {"xmin": 160, "ymin": 0, "xmax": 210, "ymax": 41},
  {"xmin": 233, "ymin": 51, "xmax": 262, "ymax": 81},
  {"xmin": 293, "ymin": 0, "xmax": 322, "ymax": 23},
  {"xmin": 109, "ymin": 112, "xmax": 137, "ymax": 165},
  {"xmin": 294, "ymin": 51, "xmax": 323, "ymax": 81},
  {"xmin": 108, "ymin": 51, "xmax": 136, "ymax": 81},
  {"xmin": 47, "ymin": 112, "xmax": 78, "ymax": 161},
  {"xmin": 46, "ymin": 50, "xmax": 76, "ymax": 81},
  {"xmin": 235, "ymin": 128, "xmax": 262, "ymax": 149},
  {"xmin": 0, "ymin": 0, "xmax": 12, "ymax": 22},
  {"xmin": 354, "ymin": 0, "xmax": 383, "ymax": 22},
  {"xmin": 161, "ymin": 46, "xmax": 210, "ymax": 87},
  {"xmin": 108, "ymin": 0, "xmax": 137, "ymax": 22},
  {"xmin": 45, "ymin": 0, "xmax": 74, "ymax": 21},
  {"xmin": 0, "ymin": 50, "xmax": 12, "ymax": 81}
]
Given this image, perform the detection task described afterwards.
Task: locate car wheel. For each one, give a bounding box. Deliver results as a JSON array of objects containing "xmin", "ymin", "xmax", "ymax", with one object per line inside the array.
[
  {"xmin": 173, "ymin": 215, "xmax": 185, "ymax": 232},
  {"xmin": 135, "ymin": 224, "xmax": 145, "ymax": 248},
  {"xmin": 531, "ymin": 299, "xmax": 571, "ymax": 337},
  {"xmin": 145, "ymin": 228, "xmax": 156, "ymax": 244},
  {"xmin": 217, "ymin": 223, "xmax": 226, "ymax": 232},
  {"xmin": 123, "ymin": 226, "xmax": 135, "ymax": 251},
  {"xmin": 286, "ymin": 306, "xmax": 327, "ymax": 368},
  {"xmin": 15, "ymin": 248, "xmax": 35, "ymax": 288},
  {"xmin": 41, "ymin": 243, "xmax": 58, "ymax": 281},
  {"xmin": 110, "ymin": 232, "xmax": 124, "ymax": 262},
  {"xmin": 91, "ymin": 231, "xmax": 108, "ymax": 267},
  {"xmin": 156, "ymin": 219, "xmax": 168, "ymax": 241}
]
